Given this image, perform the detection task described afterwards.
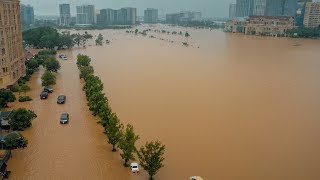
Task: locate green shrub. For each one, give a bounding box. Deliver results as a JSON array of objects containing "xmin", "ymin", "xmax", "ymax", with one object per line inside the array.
[
  {"xmin": 10, "ymin": 84, "xmax": 20, "ymax": 92},
  {"xmin": 18, "ymin": 96, "xmax": 32, "ymax": 102}
]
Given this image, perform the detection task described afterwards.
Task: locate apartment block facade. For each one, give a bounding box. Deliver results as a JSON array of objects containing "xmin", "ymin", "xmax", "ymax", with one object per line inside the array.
[
  {"xmin": 76, "ymin": 5, "xmax": 95, "ymax": 25},
  {"xmin": 303, "ymin": 2, "xmax": 320, "ymax": 28},
  {"xmin": 0, "ymin": 0, "xmax": 25, "ymax": 88},
  {"xmin": 59, "ymin": 4, "xmax": 71, "ymax": 26},
  {"xmin": 144, "ymin": 8, "xmax": 158, "ymax": 24}
]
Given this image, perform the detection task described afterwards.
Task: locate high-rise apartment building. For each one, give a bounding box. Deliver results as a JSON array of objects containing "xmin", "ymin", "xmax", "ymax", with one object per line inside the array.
[
  {"xmin": 20, "ymin": 4, "xmax": 34, "ymax": 27},
  {"xmin": 236, "ymin": 0, "xmax": 254, "ymax": 17},
  {"xmin": 229, "ymin": 4, "xmax": 237, "ymax": 19},
  {"xmin": 144, "ymin": 8, "xmax": 158, "ymax": 23},
  {"xmin": 0, "ymin": 0, "xmax": 25, "ymax": 88},
  {"xmin": 303, "ymin": 2, "xmax": 320, "ymax": 27},
  {"xmin": 296, "ymin": 0, "xmax": 312, "ymax": 26},
  {"xmin": 97, "ymin": 7, "xmax": 136, "ymax": 25},
  {"xmin": 265, "ymin": 0, "xmax": 297, "ymax": 17},
  {"xmin": 252, "ymin": 0, "xmax": 266, "ymax": 16},
  {"xmin": 76, "ymin": 5, "xmax": 95, "ymax": 25},
  {"xmin": 59, "ymin": 4, "xmax": 71, "ymax": 26}
]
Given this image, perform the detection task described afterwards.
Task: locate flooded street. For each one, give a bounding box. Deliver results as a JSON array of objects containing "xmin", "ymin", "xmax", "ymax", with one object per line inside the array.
[
  {"xmin": 7, "ymin": 25, "xmax": 320, "ymax": 180},
  {"xmin": 7, "ymin": 55, "xmax": 134, "ymax": 179}
]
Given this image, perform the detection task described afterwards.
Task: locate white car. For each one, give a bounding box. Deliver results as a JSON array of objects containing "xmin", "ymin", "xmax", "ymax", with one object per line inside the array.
[{"xmin": 130, "ymin": 162, "xmax": 139, "ymax": 173}]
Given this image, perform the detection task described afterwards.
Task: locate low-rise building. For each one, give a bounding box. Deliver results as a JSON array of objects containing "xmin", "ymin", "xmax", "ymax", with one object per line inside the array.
[
  {"xmin": 245, "ymin": 16, "xmax": 294, "ymax": 36},
  {"xmin": 225, "ymin": 17, "xmax": 247, "ymax": 33},
  {"xmin": 166, "ymin": 11, "xmax": 202, "ymax": 23}
]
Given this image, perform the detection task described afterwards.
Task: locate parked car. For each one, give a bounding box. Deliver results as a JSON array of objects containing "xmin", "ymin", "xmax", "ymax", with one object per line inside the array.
[
  {"xmin": 43, "ymin": 86, "xmax": 53, "ymax": 93},
  {"xmin": 60, "ymin": 113, "xmax": 69, "ymax": 124},
  {"xmin": 40, "ymin": 91, "xmax": 48, "ymax": 99},
  {"xmin": 130, "ymin": 162, "xmax": 139, "ymax": 173},
  {"xmin": 62, "ymin": 56, "xmax": 68, "ymax": 60},
  {"xmin": 59, "ymin": 54, "xmax": 66, "ymax": 59},
  {"xmin": 57, "ymin": 95, "xmax": 66, "ymax": 104}
]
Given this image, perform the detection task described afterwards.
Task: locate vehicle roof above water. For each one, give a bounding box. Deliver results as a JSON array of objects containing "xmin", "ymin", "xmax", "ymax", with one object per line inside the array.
[
  {"xmin": 61, "ymin": 113, "xmax": 69, "ymax": 118},
  {"xmin": 130, "ymin": 162, "xmax": 138, "ymax": 166},
  {"xmin": 58, "ymin": 95, "xmax": 66, "ymax": 98}
]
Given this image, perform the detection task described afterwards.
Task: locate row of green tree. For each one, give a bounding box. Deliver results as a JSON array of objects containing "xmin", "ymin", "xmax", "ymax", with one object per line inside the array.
[
  {"xmin": 286, "ymin": 26, "xmax": 320, "ymax": 38},
  {"xmin": 23, "ymin": 27, "xmax": 96, "ymax": 49},
  {"xmin": 77, "ymin": 55, "xmax": 165, "ymax": 179}
]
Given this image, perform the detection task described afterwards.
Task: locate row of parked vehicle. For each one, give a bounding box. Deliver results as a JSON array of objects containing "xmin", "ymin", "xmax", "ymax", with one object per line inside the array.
[{"xmin": 40, "ymin": 86, "xmax": 69, "ymax": 124}]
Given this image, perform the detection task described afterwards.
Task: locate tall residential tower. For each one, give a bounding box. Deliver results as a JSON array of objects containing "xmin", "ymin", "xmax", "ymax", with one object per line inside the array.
[
  {"xmin": 20, "ymin": 4, "xmax": 34, "ymax": 27},
  {"xmin": 0, "ymin": 0, "xmax": 25, "ymax": 88},
  {"xmin": 59, "ymin": 4, "xmax": 71, "ymax": 26},
  {"xmin": 76, "ymin": 5, "xmax": 95, "ymax": 25},
  {"xmin": 144, "ymin": 8, "xmax": 158, "ymax": 23}
]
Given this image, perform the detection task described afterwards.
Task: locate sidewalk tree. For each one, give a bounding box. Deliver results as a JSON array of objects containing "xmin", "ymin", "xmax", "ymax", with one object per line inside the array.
[
  {"xmin": 138, "ymin": 141, "xmax": 166, "ymax": 180},
  {"xmin": 118, "ymin": 124, "xmax": 140, "ymax": 167},
  {"xmin": 0, "ymin": 89, "xmax": 16, "ymax": 108},
  {"xmin": 77, "ymin": 54, "xmax": 91, "ymax": 67},
  {"xmin": 79, "ymin": 65, "xmax": 94, "ymax": 79},
  {"xmin": 104, "ymin": 113, "xmax": 123, "ymax": 152},
  {"xmin": 41, "ymin": 70, "xmax": 56, "ymax": 86},
  {"xmin": 20, "ymin": 84, "xmax": 31, "ymax": 95},
  {"xmin": 44, "ymin": 57, "xmax": 61, "ymax": 72},
  {"xmin": 9, "ymin": 108, "xmax": 37, "ymax": 131}
]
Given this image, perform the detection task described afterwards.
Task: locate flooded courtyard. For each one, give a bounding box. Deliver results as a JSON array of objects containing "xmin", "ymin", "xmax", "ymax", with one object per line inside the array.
[{"xmin": 7, "ymin": 25, "xmax": 320, "ymax": 180}]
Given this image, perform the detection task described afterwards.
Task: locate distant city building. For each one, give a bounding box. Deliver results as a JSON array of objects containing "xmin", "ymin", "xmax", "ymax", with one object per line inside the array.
[
  {"xmin": 296, "ymin": 0, "xmax": 312, "ymax": 26},
  {"xmin": 0, "ymin": 0, "xmax": 26, "ymax": 88},
  {"xmin": 236, "ymin": 0, "xmax": 254, "ymax": 17},
  {"xmin": 252, "ymin": 0, "xmax": 266, "ymax": 16},
  {"xmin": 97, "ymin": 8, "xmax": 137, "ymax": 25},
  {"xmin": 229, "ymin": 4, "xmax": 237, "ymax": 19},
  {"xmin": 166, "ymin": 11, "xmax": 202, "ymax": 23},
  {"xmin": 76, "ymin": 5, "xmax": 95, "ymax": 25},
  {"xmin": 246, "ymin": 16, "xmax": 294, "ymax": 36},
  {"xmin": 20, "ymin": 4, "xmax": 34, "ymax": 27},
  {"xmin": 144, "ymin": 8, "xmax": 158, "ymax": 23},
  {"xmin": 265, "ymin": 0, "xmax": 297, "ymax": 17},
  {"xmin": 303, "ymin": 2, "xmax": 320, "ymax": 28},
  {"xmin": 59, "ymin": 4, "xmax": 71, "ymax": 26}
]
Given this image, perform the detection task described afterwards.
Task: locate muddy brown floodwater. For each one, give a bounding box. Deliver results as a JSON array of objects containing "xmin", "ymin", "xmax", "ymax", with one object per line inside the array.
[{"xmin": 7, "ymin": 24, "xmax": 320, "ymax": 180}]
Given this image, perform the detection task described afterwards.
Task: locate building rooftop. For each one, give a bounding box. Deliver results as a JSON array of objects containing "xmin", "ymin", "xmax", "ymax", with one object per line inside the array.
[{"xmin": 249, "ymin": 16, "xmax": 293, "ymax": 21}]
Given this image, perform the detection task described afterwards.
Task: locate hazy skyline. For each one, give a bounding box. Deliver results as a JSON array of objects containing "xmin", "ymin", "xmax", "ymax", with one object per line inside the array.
[{"xmin": 20, "ymin": 0, "xmax": 235, "ymax": 18}]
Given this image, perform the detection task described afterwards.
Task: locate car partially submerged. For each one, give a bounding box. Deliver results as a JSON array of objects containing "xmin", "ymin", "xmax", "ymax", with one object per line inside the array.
[
  {"xmin": 57, "ymin": 95, "xmax": 66, "ymax": 104},
  {"xmin": 40, "ymin": 91, "xmax": 48, "ymax": 99},
  {"xmin": 43, "ymin": 86, "xmax": 53, "ymax": 93},
  {"xmin": 190, "ymin": 176, "xmax": 204, "ymax": 180},
  {"xmin": 130, "ymin": 162, "xmax": 139, "ymax": 173},
  {"xmin": 60, "ymin": 113, "xmax": 69, "ymax": 124}
]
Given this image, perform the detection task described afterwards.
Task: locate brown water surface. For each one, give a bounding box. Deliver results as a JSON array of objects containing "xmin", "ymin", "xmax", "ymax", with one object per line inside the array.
[{"xmin": 7, "ymin": 25, "xmax": 320, "ymax": 180}]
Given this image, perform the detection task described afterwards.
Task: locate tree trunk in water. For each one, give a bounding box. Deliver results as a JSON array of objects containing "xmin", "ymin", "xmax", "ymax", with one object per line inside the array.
[
  {"xmin": 112, "ymin": 144, "xmax": 116, "ymax": 152},
  {"xmin": 123, "ymin": 159, "xmax": 128, "ymax": 167},
  {"xmin": 149, "ymin": 175, "xmax": 154, "ymax": 180}
]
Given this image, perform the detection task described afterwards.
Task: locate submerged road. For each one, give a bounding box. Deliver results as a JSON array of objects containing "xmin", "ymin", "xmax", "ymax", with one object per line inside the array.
[{"xmin": 7, "ymin": 51, "xmax": 140, "ymax": 180}]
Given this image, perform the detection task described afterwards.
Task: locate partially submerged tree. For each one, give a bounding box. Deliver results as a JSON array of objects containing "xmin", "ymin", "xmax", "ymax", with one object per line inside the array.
[
  {"xmin": 138, "ymin": 141, "xmax": 166, "ymax": 180},
  {"xmin": 77, "ymin": 54, "xmax": 91, "ymax": 67},
  {"xmin": 118, "ymin": 124, "xmax": 139, "ymax": 167},
  {"xmin": 19, "ymin": 84, "xmax": 31, "ymax": 95},
  {"xmin": 41, "ymin": 70, "xmax": 56, "ymax": 86},
  {"xmin": 9, "ymin": 108, "xmax": 37, "ymax": 131},
  {"xmin": 0, "ymin": 89, "xmax": 16, "ymax": 108},
  {"xmin": 95, "ymin": 33, "xmax": 104, "ymax": 45},
  {"xmin": 2, "ymin": 131, "xmax": 28, "ymax": 150},
  {"xmin": 44, "ymin": 57, "xmax": 61, "ymax": 72},
  {"xmin": 104, "ymin": 113, "xmax": 123, "ymax": 152}
]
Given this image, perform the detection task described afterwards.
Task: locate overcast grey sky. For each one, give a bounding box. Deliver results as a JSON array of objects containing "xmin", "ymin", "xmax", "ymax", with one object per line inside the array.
[{"xmin": 20, "ymin": 0, "xmax": 235, "ymax": 18}]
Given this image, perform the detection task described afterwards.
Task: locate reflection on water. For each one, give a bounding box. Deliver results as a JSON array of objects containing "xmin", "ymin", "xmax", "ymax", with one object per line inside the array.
[{"xmin": 8, "ymin": 25, "xmax": 320, "ymax": 180}]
